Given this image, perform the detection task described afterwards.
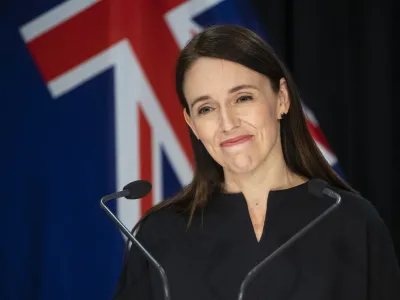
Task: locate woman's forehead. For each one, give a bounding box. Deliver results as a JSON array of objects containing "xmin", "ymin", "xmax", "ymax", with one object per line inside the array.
[{"xmin": 183, "ymin": 57, "xmax": 265, "ymax": 99}]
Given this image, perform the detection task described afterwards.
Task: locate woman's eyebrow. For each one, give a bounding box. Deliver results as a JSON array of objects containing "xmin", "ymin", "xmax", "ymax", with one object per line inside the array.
[{"xmin": 190, "ymin": 84, "xmax": 258, "ymax": 109}]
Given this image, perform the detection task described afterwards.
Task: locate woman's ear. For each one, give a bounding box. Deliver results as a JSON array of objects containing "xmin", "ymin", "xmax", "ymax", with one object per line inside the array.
[
  {"xmin": 183, "ymin": 108, "xmax": 199, "ymax": 139},
  {"xmin": 277, "ymin": 78, "xmax": 290, "ymax": 118}
]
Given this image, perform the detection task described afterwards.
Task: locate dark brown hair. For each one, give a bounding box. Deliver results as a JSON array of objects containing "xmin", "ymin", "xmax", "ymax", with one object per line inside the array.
[{"xmin": 132, "ymin": 24, "xmax": 354, "ymax": 233}]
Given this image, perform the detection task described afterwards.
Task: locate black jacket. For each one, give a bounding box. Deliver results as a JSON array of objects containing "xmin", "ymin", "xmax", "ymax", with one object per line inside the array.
[{"xmin": 114, "ymin": 181, "xmax": 400, "ymax": 300}]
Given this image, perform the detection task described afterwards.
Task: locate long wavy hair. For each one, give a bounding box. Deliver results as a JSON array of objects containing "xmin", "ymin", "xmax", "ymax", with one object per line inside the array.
[{"xmin": 131, "ymin": 24, "xmax": 354, "ymax": 234}]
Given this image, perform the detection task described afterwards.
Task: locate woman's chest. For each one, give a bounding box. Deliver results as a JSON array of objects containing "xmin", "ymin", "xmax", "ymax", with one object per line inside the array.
[{"xmin": 148, "ymin": 223, "xmax": 368, "ymax": 300}]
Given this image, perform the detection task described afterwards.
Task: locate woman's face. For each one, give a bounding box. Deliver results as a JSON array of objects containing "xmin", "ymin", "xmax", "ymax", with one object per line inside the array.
[{"xmin": 183, "ymin": 57, "xmax": 289, "ymax": 174}]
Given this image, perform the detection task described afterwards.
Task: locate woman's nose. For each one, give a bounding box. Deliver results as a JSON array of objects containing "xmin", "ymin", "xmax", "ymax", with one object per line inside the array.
[{"xmin": 219, "ymin": 107, "xmax": 240, "ymax": 132}]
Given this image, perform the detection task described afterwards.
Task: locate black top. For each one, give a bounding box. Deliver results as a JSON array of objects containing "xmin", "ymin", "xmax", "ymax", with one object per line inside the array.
[{"xmin": 114, "ymin": 181, "xmax": 400, "ymax": 300}]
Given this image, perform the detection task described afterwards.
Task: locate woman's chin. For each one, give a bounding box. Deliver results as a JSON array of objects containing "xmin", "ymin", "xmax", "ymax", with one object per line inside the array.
[{"xmin": 225, "ymin": 156, "xmax": 258, "ymax": 174}]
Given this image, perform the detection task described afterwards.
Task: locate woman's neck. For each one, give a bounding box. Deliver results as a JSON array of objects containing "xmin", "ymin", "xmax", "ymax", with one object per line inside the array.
[{"xmin": 222, "ymin": 152, "xmax": 307, "ymax": 205}]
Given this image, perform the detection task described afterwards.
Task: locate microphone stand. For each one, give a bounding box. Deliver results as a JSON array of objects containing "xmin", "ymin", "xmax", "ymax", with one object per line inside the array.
[{"xmin": 101, "ymin": 195, "xmax": 171, "ymax": 300}]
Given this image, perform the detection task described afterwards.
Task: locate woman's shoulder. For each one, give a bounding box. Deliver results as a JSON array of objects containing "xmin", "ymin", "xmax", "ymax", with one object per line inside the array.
[
  {"xmin": 135, "ymin": 204, "xmax": 191, "ymax": 244},
  {"xmin": 331, "ymin": 186, "xmax": 386, "ymax": 228}
]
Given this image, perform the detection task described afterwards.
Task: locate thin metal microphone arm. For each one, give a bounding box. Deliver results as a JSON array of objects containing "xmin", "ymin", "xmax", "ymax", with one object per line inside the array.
[{"xmin": 100, "ymin": 196, "xmax": 171, "ymax": 300}]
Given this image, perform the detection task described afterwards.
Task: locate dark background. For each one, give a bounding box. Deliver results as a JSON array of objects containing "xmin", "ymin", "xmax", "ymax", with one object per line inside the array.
[{"xmin": 251, "ymin": 0, "xmax": 399, "ymax": 258}]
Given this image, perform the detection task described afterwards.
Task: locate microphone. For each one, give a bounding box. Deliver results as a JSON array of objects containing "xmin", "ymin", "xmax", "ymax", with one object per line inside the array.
[
  {"xmin": 237, "ymin": 179, "xmax": 342, "ymax": 300},
  {"xmin": 101, "ymin": 180, "xmax": 152, "ymax": 202},
  {"xmin": 100, "ymin": 180, "xmax": 171, "ymax": 300}
]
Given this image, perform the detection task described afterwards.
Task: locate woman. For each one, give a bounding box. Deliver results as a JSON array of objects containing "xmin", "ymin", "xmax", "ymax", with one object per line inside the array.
[{"xmin": 114, "ymin": 25, "xmax": 400, "ymax": 300}]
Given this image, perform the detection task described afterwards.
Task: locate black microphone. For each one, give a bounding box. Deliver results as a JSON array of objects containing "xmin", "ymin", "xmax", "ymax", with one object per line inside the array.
[
  {"xmin": 100, "ymin": 180, "xmax": 171, "ymax": 300},
  {"xmin": 237, "ymin": 179, "xmax": 342, "ymax": 300}
]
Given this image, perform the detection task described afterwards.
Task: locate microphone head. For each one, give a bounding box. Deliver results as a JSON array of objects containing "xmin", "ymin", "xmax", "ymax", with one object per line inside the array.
[
  {"xmin": 123, "ymin": 180, "xmax": 152, "ymax": 199},
  {"xmin": 308, "ymin": 178, "xmax": 329, "ymax": 198}
]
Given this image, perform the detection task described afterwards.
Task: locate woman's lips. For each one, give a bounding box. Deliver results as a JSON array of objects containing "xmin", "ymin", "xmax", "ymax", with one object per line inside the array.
[{"xmin": 220, "ymin": 135, "xmax": 253, "ymax": 147}]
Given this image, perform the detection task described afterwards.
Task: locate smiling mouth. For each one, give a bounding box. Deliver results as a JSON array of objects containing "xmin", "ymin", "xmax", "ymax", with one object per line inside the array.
[{"xmin": 220, "ymin": 135, "xmax": 253, "ymax": 147}]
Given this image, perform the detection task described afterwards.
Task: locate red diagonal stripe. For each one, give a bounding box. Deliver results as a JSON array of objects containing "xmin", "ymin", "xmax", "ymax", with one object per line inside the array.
[
  {"xmin": 306, "ymin": 119, "xmax": 333, "ymax": 153},
  {"xmin": 139, "ymin": 104, "xmax": 153, "ymax": 215}
]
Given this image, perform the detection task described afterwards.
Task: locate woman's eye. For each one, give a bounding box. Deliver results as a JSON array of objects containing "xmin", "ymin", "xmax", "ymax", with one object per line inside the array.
[
  {"xmin": 198, "ymin": 106, "xmax": 212, "ymax": 115},
  {"xmin": 237, "ymin": 95, "xmax": 253, "ymax": 103}
]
